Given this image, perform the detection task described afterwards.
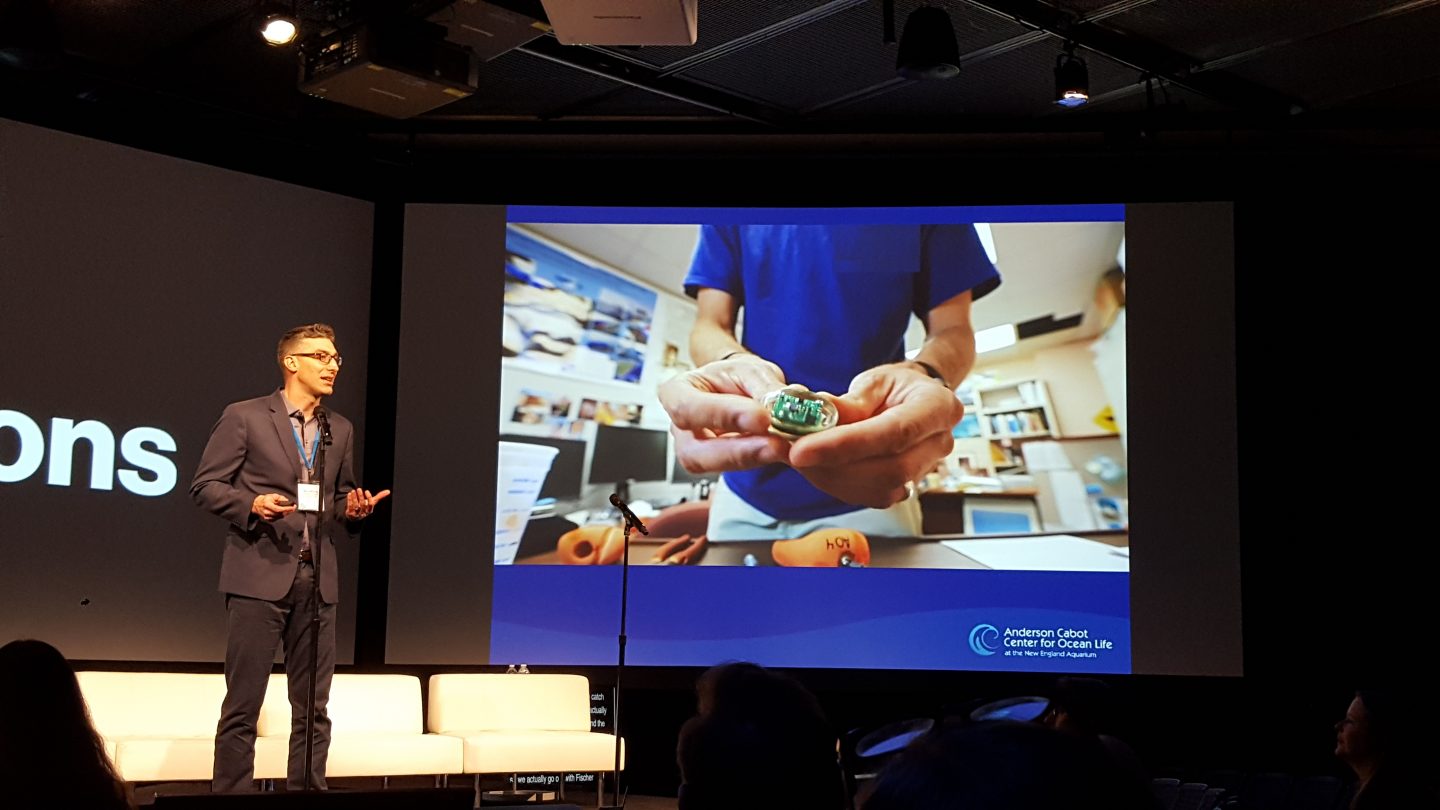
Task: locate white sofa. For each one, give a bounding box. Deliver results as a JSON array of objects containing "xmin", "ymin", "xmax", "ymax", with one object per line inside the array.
[
  {"xmin": 77, "ymin": 671, "xmax": 462, "ymax": 782},
  {"xmin": 77, "ymin": 672, "xmax": 234, "ymax": 783},
  {"xmin": 427, "ymin": 673, "xmax": 624, "ymax": 777}
]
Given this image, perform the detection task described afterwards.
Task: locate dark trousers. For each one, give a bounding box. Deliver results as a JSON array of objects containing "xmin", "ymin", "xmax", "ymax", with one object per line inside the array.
[{"xmin": 212, "ymin": 561, "xmax": 336, "ymax": 792}]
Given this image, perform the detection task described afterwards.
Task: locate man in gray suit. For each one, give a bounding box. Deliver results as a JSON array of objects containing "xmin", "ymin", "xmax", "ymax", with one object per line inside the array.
[{"xmin": 192, "ymin": 323, "xmax": 390, "ymax": 792}]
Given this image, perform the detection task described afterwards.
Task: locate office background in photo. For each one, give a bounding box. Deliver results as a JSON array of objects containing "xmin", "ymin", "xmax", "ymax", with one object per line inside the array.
[
  {"xmin": 934, "ymin": 222, "xmax": 1128, "ymax": 536},
  {"xmin": 498, "ymin": 224, "xmax": 706, "ymax": 517}
]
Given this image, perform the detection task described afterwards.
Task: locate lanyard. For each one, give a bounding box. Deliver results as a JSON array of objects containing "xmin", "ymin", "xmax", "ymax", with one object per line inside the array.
[{"xmin": 291, "ymin": 420, "xmax": 319, "ymax": 472}]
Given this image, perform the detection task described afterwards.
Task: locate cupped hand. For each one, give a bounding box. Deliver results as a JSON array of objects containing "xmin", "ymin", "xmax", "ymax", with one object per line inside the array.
[
  {"xmin": 658, "ymin": 354, "xmax": 794, "ymax": 475},
  {"xmin": 788, "ymin": 364, "xmax": 963, "ymax": 508}
]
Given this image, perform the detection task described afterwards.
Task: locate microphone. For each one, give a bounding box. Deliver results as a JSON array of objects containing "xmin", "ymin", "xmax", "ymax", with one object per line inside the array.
[
  {"xmin": 315, "ymin": 406, "xmax": 333, "ymax": 446},
  {"xmin": 608, "ymin": 493, "xmax": 649, "ymax": 535}
]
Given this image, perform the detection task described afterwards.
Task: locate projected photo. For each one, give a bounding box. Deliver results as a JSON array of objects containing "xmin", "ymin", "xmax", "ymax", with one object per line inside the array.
[{"xmin": 496, "ymin": 213, "xmax": 1128, "ymax": 574}]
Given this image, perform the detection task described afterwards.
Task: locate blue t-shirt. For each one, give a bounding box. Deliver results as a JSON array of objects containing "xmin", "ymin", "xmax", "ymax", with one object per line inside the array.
[{"xmin": 684, "ymin": 224, "xmax": 1001, "ymax": 520}]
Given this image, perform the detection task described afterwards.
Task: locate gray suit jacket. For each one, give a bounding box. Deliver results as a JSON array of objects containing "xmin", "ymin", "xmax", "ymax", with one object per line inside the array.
[{"xmin": 191, "ymin": 391, "xmax": 358, "ymax": 603}]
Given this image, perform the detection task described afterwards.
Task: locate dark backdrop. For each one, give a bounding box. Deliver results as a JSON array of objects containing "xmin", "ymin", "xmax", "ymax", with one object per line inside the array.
[
  {"xmin": 0, "ymin": 119, "xmax": 375, "ymax": 663},
  {"xmin": 1, "ymin": 107, "xmax": 1431, "ymax": 793}
]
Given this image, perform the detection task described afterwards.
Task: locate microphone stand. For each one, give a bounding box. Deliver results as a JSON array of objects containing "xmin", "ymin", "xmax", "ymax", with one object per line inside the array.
[
  {"xmin": 602, "ymin": 500, "xmax": 645, "ymax": 810},
  {"xmin": 303, "ymin": 409, "xmax": 331, "ymax": 792}
]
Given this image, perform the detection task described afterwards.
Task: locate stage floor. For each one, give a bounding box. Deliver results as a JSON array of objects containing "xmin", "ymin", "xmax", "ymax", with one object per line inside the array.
[{"xmin": 132, "ymin": 781, "xmax": 678, "ymax": 809}]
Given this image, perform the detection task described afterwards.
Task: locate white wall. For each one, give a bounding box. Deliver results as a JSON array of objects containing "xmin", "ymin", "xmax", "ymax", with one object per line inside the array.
[{"xmin": 1033, "ymin": 341, "xmax": 1114, "ymax": 437}]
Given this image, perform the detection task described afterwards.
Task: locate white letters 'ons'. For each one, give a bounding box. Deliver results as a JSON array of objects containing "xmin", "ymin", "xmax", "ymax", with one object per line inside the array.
[{"xmin": 0, "ymin": 409, "xmax": 178, "ymax": 497}]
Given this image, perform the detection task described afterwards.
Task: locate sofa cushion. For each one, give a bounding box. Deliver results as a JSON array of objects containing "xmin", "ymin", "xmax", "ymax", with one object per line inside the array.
[
  {"xmin": 428, "ymin": 674, "xmax": 592, "ymax": 734},
  {"xmin": 259, "ymin": 673, "xmax": 425, "ymax": 736},
  {"xmin": 448, "ymin": 730, "xmax": 623, "ymax": 774},
  {"xmin": 255, "ymin": 733, "xmax": 464, "ymax": 777},
  {"xmin": 78, "ymin": 672, "xmax": 225, "ymax": 740},
  {"xmin": 110, "ymin": 737, "xmax": 214, "ymax": 783}
]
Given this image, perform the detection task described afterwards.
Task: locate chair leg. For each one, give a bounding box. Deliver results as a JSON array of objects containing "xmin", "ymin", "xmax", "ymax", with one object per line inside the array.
[
  {"xmin": 382, "ymin": 776, "xmax": 390, "ymax": 790},
  {"xmin": 473, "ymin": 774, "xmax": 481, "ymax": 809}
]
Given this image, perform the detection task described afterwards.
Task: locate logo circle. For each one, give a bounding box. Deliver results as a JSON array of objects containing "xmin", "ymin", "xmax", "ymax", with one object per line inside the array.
[{"xmin": 969, "ymin": 623, "xmax": 1000, "ymax": 656}]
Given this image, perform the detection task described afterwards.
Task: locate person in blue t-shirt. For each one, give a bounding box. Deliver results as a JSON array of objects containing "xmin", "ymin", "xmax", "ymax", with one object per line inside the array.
[{"xmin": 658, "ymin": 223, "xmax": 1000, "ymax": 540}]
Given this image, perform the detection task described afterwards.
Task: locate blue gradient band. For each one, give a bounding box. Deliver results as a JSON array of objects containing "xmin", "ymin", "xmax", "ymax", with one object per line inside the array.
[{"xmin": 491, "ymin": 567, "xmax": 1130, "ymax": 673}]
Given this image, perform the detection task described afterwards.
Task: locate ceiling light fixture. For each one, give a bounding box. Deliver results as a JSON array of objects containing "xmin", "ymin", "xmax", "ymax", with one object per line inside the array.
[
  {"xmin": 1055, "ymin": 43, "xmax": 1089, "ymax": 107},
  {"xmin": 259, "ymin": 2, "xmax": 298, "ymax": 47},
  {"xmin": 896, "ymin": 6, "xmax": 960, "ymax": 80},
  {"xmin": 975, "ymin": 323, "xmax": 1018, "ymax": 354}
]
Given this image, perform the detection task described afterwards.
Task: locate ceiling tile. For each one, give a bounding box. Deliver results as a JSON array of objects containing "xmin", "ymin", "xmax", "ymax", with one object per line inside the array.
[
  {"xmin": 440, "ymin": 49, "xmax": 630, "ymax": 117},
  {"xmin": 676, "ymin": 0, "xmax": 1031, "ymax": 113},
  {"xmin": 1097, "ymin": 0, "xmax": 1416, "ymax": 63},
  {"xmin": 1223, "ymin": 6, "xmax": 1440, "ymax": 109}
]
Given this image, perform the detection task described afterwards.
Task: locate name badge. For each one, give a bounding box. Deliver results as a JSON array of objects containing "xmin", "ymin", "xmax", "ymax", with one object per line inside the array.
[{"xmin": 296, "ymin": 482, "xmax": 321, "ymax": 513}]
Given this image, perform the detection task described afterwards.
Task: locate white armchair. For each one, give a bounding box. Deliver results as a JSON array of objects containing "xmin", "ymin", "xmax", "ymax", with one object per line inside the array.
[
  {"xmin": 427, "ymin": 673, "xmax": 624, "ymax": 782},
  {"xmin": 257, "ymin": 673, "xmax": 463, "ymax": 778}
]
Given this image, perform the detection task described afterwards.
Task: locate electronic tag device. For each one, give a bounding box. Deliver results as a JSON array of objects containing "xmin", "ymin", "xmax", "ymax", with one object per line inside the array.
[{"xmin": 762, "ymin": 385, "xmax": 839, "ymax": 439}]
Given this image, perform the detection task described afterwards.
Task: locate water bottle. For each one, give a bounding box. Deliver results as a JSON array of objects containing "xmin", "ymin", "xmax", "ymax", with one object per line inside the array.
[{"xmin": 1085, "ymin": 484, "xmax": 1126, "ymax": 530}]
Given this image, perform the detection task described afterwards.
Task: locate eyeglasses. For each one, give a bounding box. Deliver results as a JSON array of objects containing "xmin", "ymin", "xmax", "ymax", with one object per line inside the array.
[{"xmin": 290, "ymin": 351, "xmax": 343, "ymax": 367}]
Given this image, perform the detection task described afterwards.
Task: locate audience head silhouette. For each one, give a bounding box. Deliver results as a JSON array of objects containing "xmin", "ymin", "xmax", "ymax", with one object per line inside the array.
[
  {"xmin": 861, "ymin": 720, "xmax": 1157, "ymax": 810},
  {"xmin": 1035, "ymin": 675, "xmax": 1148, "ymax": 786},
  {"xmin": 0, "ymin": 638, "xmax": 132, "ymax": 809},
  {"xmin": 1039, "ymin": 676, "xmax": 1118, "ymax": 736},
  {"xmin": 1336, "ymin": 687, "xmax": 1439, "ymax": 809},
  {"xmin": 677, "ymin": 661, "xmax": 846, "ymax": 810}
]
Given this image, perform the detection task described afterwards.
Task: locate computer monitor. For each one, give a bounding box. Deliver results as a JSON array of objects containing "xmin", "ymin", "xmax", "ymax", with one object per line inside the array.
[
  {"xmin": 670, "ymin": 448, "xmax": 713, "ymax": 484},
  {"xmin": 963, "ymin": 495, "xmax": 1043, "ymax": 535},
  {"xmin": 497, "ymin": 434, "xmax": 586, "ymax": 501},
  {"xmin": 588, "ymin": 424, "xmax": 668, "ymax": 484}
]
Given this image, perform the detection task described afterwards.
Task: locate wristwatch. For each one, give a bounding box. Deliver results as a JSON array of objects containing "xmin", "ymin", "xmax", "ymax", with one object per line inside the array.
[{"xmin": 910, "ymin": 360, "xmax": 950, "ymax": 389}]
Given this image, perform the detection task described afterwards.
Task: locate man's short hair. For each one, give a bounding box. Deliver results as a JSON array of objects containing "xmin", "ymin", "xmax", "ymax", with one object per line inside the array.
[{"xmin": 277, "ymin": 323, "xmax": 337, "ymax": 370}]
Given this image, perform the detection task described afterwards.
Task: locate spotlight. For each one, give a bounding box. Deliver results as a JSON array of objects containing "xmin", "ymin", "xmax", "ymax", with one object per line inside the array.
[
  {"xmin": 896, "ymin": 6, "xmax": 959, "ymax": 80},
  {"xmin": 1054, "ymin": 45, "xmax": 1089, "ymax": 107},
  {"xmin": 258, "ymin": 2, "xmax": 298, "ymax": 47}
]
